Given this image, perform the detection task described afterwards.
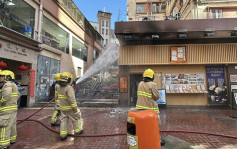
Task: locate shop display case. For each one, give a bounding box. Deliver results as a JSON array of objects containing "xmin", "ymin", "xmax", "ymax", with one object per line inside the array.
[{"xmin": 164, "ymin": 73, "xmax": 208, "ymax": 94}]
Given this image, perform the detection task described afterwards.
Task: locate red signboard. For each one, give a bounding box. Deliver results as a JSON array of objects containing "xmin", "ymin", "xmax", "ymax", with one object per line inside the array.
[
  {"xmin": 30, "ymin": 70, "xmax": 35, "ymax": 97},
  {"xmin": 120, "ymin": 77, "xmax": 128, "ymax": 93}
]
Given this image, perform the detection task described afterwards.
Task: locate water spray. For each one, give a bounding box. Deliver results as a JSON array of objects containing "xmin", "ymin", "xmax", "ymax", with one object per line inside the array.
[{"xmin": 76, "ymin": 43, "xmax": 119, "ymax": 84}]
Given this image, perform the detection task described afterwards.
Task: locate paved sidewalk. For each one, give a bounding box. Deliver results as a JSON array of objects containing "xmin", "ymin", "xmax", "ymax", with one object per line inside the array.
[{"xmin": 10, "ymin": 107, "xmax": 237, "ymax": 149}]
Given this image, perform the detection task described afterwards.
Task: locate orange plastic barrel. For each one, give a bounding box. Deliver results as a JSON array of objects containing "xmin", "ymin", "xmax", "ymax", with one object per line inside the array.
[{"xmin": 127, "ymin": 109, "xmax": 161, "ymax": 149}]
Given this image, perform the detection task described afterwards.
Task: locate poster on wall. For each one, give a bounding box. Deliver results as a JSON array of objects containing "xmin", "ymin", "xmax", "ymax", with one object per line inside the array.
[
  {"xmin": 157, "ymin": 89, "xmax": 166, "ymax": 105},
  {"xmin": 120, "ymin": 77, "xmax": 128, "ymax": 93},
  {"xmin": 170, "ymin": 46, "xmax": 186, "ymax": 63},
  {"xmin": 206, "ymin": 66, "xmax": 228, "ymax": 105}
]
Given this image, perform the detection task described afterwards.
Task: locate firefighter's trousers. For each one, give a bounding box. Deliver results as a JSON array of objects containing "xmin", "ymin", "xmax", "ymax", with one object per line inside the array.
[
  {"xmin": 60, "ymin": 110, "xmax": 82, "ymax": 138},
  {"xmin": 0, "ymin": 111, "xmax": 17, "ymax": 149},
  {"xmin": 50, "ymin": 109, "xmax": 60, "ymax": 124}
]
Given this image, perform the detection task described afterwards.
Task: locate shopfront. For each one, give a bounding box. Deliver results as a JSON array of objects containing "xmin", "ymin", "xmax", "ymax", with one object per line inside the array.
[
  {"xmin": 115, "ymin": 18, "xmax": 237, "ymax": 107},
  {"xmin": 0, "ymin": 27, "xmax": 40, "ymax": 107}
]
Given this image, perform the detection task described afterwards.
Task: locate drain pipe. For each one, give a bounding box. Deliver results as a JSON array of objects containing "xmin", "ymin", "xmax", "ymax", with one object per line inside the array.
[{"xmin": 37, "ymin": 0, "xmax": 43, "ymax": 42}]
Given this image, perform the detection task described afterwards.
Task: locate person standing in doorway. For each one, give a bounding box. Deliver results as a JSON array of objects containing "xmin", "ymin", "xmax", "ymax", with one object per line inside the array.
[
  {"xmin": 136, "ymin": 68, "xmax": 165, "ymax": 146},
  {"xmin": 0, "ymin": 70, "xmax": 19, "ymax": 149},
  {"xmin": 50, "ymin": 73, "xmax": 61, "ymax": 126},
  {"xmin": 56, "ymin": 72, "xmax": 83, "ymax": 141},
  {"xmin": 16, "ymin": 82, "xmax": 24, "ymax": 109}
]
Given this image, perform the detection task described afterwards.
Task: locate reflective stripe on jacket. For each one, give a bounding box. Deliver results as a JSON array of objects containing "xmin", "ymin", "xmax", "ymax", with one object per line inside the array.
[
  {"xmin": 55, "ymin": 84, "xmax": 77, "ymax": 111},
  {"xmin": 0, "ymin": 81, "xmax": 19, "ymax": 116},
  {"xmin": 136, "ymin": 81, "xmax": 160, "ymax": 112}
]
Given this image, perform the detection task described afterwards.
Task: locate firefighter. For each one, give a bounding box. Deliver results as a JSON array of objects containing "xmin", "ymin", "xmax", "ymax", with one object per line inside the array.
[
  {"xmin": 0, "ymin": 70, "xmax": 19, "ymax": 149},
  {"xmin": 56, "ymin": 72, "xmax": 83, "ymax": 140},
  {"xmin": 135, "ymin": 68, "xmax": 165, "ymax": 146},
  {"xmin": 50, "ymin": 73, "xmax": 61, "ymax": 126}
]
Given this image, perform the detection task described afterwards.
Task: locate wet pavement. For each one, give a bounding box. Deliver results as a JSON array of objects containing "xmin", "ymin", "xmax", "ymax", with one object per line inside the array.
[{"xmin": 10, "ymin": 106, "xmax": 237, "ymax": 149}]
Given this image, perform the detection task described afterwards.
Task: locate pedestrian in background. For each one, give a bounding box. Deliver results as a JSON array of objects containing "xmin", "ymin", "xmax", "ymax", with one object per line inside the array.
[
  {"xmin": 16, "ymin": 82, "xmax": 24, "ymax": 109},
  {"xmin": 0, "ymin": 70, "xmax": 19, "ymax": 149},
  {"xmin": 56, "ymin": 72, "xmax": 83, "ymax": 141}
]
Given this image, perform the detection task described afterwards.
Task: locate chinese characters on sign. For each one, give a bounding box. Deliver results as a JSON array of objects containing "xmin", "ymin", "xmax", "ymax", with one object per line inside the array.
[
  {"xmin": 170, "ymin": 46, "xmax": 186, "ymax": 63},
  {"xmin": 120, "ymin": 77, "xmax": 127, "ymax": 93}
]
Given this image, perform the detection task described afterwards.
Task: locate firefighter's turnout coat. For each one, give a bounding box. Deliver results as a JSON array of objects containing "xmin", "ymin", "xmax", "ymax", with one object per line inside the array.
[
  {"xmin": 136, "ymin": 81, "xmax": 160, "ymax": 113},
  {"xmin": 0, "ymin": 81, "xmax": 19, "ymax": 148},
  {"xmin": 56, "ymin": 84, "xmax": 82, "ymax": 138}
]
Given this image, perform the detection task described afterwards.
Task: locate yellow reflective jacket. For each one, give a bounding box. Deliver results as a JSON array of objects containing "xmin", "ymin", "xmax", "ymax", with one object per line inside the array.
[
  {"xmin": 0, "ymin": 81, "xmax": 19, "ymax": 116},
  {"xmin": 136, "ymin": 81, "xmax": 160, "ymax": 112},
  {"xmin": 55, "ymin": 84, "xmax": 77, "ymax": 111}
]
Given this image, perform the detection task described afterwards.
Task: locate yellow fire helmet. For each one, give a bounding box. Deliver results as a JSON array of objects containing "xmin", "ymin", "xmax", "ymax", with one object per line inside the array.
[
  {"xmin": 60, "ymin": 72, "xmax": 72, "ymax": 83},
  {"xmin": 55, "ymin": 73, "xmax": 61, "ymax": 81},
  {"xmin": 143, "ymin": 68, "xmax": 154, "ymax": 79},
  {"xmin": 0, "ymin": 70, "xmax": 15, "ymax": 80}
]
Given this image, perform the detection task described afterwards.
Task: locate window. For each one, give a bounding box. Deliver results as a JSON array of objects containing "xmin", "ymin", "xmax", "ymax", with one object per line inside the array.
[
  {"xmin": 72, "ymin": 37, "xmax": 88, "ymax": 62},
  {"xmin": 106, "ymin": 29, "xmax": 108, "ymax": 35},
  {"xmin": 93, "ymin": 49, "xmax": 99, "ymax": 61},
  {"xmin": 106, "ymin": 21, "xmax": 108, "ymax": 27},
  {"xmin": 210, "ymin": 9, "xmax": 222, "ymax": 19},
  {"xmin": 136, "ymin": 4, "xmax": 144, "ymax": 13},
  {"xmin": 42, "ymin": 16, "xmax": 69, "ymax": 53},
  {"xmin": 0, "ymin": 0, "xmax": 35, "ymax": 38},
  {"xmin": 180, "ymin": 0, "xmax": 183, "ymax": 5},
  {"xmin": 102, "ymin": 20, "xmax": 104, "ymax": 27},
  {"xmin": 160, "ymin": 2, "xmax": 166, "ymax": 12},
  {"xmin": 106, "ymin": 39, "xmax": 108, "ymax": 45},
  {"xmin": 152, "ymin": 3, "xmax": 159, "ymax": 13},
  {"xmin": 102, "ymin": 28, "xmax": 104, "ymax": 35}
]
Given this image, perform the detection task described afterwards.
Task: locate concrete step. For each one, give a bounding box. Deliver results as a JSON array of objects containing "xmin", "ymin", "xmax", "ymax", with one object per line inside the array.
[
  {"xmin": 33, "ymin": 99, "xmax": 118, "ymax": 108},
  {"xmin": 79, "ymin": 99, "xmax": 118, "ymax": 107}
]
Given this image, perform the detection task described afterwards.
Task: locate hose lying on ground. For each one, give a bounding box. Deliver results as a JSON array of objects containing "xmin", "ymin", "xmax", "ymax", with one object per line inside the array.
[
  {"xmin": 17, "ymin": 119, "xmax": 237, "ymax": 139},
  {"xmin": 17, "ymin": 97, "xmax": 237, "ymax": 139},
  {"xmin": 17, "ymin": 97, "xmax": 57, "ymax": 125}
]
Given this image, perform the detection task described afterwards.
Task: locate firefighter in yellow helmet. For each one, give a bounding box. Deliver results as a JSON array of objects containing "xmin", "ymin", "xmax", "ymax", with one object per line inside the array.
[
  {"xmin": 136, "ymin": 68, "xmax": 165, "ymax": 146},
  {"xmin": 0, "ymin": 70, "xmax": 19, "ymax": 148},
  {"xmin": 50, "ymin": 73, "xmax": 61, "ymax": 126},
  {"xmin": 56, "ymin": 72, "xmax": 83, "ymax": 140}
]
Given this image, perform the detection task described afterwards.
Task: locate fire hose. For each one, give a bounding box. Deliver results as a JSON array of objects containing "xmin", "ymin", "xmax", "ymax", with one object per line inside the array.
[{"xmin": 17, "ymin": 97, "xmax": 237, "ymax": 139}]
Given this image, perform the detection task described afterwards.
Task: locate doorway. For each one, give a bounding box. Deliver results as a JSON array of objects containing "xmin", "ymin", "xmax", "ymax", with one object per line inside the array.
[
  {"xmin": 36, "ymin": 55, "xmax": 60, "ymax": 102},
  {"xmin": 130, "ymin": 74, "xmax": 143, "ymax": 106}
]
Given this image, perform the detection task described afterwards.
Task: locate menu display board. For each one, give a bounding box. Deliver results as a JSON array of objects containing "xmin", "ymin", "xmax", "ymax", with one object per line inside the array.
[{"xmin": 164, "ymin": 73, "xmax": 207, "ymax": 93}]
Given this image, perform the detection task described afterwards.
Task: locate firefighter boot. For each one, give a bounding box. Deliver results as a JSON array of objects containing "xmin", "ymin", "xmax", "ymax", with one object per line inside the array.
[
  {"xmin": 75, "ymin": 130, "xmax": 84, "ymax": 135},
  {"xmin": 51, "ymin": 122, "xmax": 60, "ymax": 126},
  {"xmin": 60, "ymin": 135, "xmax": 68, "ymax": 141},
  {"xmin": 161, "ymin": 139, "xmax": 165, "ymax": 146}
]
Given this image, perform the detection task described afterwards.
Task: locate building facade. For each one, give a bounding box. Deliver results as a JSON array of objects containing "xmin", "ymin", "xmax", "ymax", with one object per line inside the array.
[
  {"xmin": 97, "ymin": 10, "xmax": 112, "ymax": 47},
  {"xmin": 127, "ymin": 0, "xmax": 167, "ymax": 21},
  {"xmin": 166, "ymin": 0, "xmax": 237, "ymax": 20},
  {"xmin": 115, "ymin": 19, "xmax": 237, "ymax": 109},
  {"xmin": 0, "ymin": 0, "xmax": 103, "ymax": 106}
]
